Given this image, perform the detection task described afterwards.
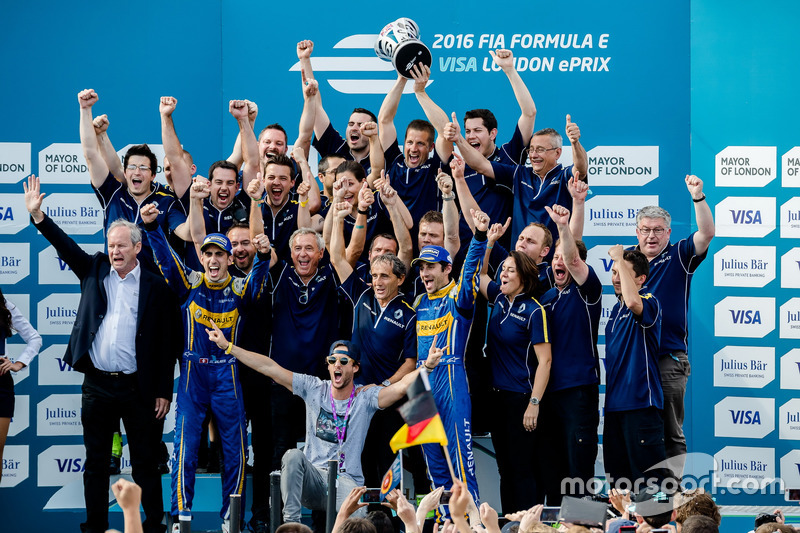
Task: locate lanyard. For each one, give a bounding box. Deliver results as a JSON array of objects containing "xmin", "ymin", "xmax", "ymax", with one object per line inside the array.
[{"xmin": 329, "ymin": 387, "xmax": 355, "ymax": 447}]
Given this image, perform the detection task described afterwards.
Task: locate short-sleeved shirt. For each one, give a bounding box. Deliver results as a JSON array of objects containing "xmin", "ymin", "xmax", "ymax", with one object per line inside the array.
[
  {"xmin": 268, "ymin": 262, "xmax": 342, "ymax": 376},
  {"xmin": 384, "ymin": 142, "xmax": 445, "ymax": 225},
  {"xmin": 339, "ymin": 272, "xmax": 416, "ymax": 385},
  {"xmin": 485, "ymin": 282, "xmax": 550, "ymax": 393},
  {"xmin": 293, "ymin": 374, "xmax": 381, "ymax": 484},
  {"xmin": 93, "ymin": 173, "xmax": 182, "ymax": 257},
  {"xmin": 490, "ymin": 162, "xmax": 574, "ymax": 249},
  {"xmin": 634, "ymin": 234, "xmax": 707, "ymax": 355},
  {"xmin": 312, "ymin": 122, "xmax": 371, "ymax": 175},
  {"xmin": 457, "ymin": 125, "xmax": 527, "ymax": 252},
  {"xmin": 604, "ymin": 289, "xmax": 662, "ymax": 412},
  {"xmin": 540, "ymin": 266, "xmax": 603, "ymax": 392}
]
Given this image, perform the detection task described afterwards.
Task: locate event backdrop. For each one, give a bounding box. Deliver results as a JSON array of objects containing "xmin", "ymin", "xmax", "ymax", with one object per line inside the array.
[{"xmin": 0, "ymin": 0, "xmax": 798, "ymax": 530}]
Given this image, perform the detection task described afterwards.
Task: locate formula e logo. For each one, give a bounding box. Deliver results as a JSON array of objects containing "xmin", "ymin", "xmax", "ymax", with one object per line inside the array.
[{"xmin": 289, "ymin": 35, "xmax": 429, "ymax": 95}]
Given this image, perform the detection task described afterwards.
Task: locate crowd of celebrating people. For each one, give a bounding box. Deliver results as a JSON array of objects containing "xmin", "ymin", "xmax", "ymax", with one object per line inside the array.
[{"xmin": 0, "ymin": 39, "xmax": 737, "ymax": 533}]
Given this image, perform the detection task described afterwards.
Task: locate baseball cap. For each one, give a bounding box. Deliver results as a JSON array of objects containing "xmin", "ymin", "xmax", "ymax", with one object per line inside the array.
[
  {"xmin": 411, "ymin": 245, "xmax": 452, "ymax": 266},
  {"xmin": 328, "ymin": 340, "xmax": 359, "ymax": 363},
  {"xmin": 200, "ymin": 233, "xmax": 232, "ymax": 254}
]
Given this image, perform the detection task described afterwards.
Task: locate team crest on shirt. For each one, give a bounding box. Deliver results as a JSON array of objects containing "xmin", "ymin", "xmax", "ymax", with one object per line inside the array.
[
  {"xmin": 394, "ymin": 309, "xmax": 403, "ymax": 320},
  {"xmin": 194, "ymin": 309, "xmax": 202, "ymax": 319},
  {"xmin": 518, "ymin": 303, "xmax": 526, "ymax": 313},
  {"xmin": 224, "ymin": 287, "xmax": 231, "ymax": 297}
]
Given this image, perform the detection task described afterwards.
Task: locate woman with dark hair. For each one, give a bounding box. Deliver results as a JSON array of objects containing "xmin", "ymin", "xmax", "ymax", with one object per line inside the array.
[
  {"xmin": 479, "ymin": 249, "xmax": 552, "ymax": 513},
  {"xmin": 0, "ymin": 287, "xmax": 42, "ymax": 482}
]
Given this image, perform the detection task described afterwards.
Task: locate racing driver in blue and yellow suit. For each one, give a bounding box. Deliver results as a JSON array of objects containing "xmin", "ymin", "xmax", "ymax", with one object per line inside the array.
[
  {"xmin": 141, "ymin": 202, "xmax": 271, "ymax": 531},
  {"xmin": 413, "ymin": 208, "xmax": 489, "ymax": 518}
]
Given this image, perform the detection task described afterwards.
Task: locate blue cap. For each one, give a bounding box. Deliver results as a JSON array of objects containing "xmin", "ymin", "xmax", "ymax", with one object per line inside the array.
[
  {"xmin": 411, "ymin": 245, "xmax": 452, "ymax": 266},
  {"xmin": 200, "ymin": 233, "xmax": 232, "ymax": 254}
]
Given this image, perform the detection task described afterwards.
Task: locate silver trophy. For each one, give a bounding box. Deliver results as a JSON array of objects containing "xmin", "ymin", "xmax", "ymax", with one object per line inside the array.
[{"xmin": 374, "ymin": 17, "xmax": 432, "ymax": 79}]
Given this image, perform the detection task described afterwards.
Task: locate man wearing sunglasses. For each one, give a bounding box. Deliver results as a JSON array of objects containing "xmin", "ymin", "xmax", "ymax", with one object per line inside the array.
[
  {"xmin": 205, "ymin": 327, "xmax": 442, "ymax": 524},
  {"xmin": 629, "ymin": 175, "xmax": 715, "ymax": 474}
]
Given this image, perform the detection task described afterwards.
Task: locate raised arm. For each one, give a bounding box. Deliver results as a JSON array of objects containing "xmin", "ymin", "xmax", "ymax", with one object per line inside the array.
[
  {"xmin": 329, "ymin": 201, "xmax": 354, "ymax": 282},
  {"xmin": 296, "ymin": 66, "xmax": 318, "ymax": 160},
  {"xmin": 686, "ymin": 174, "xmax": 715, "ymax": 255},
  {"xmin": 247, "ymin": 173, "xmax": 266, "ymax": 239},
  {"xmin": 322, "ymin": 176, "xmax": 346, "ymax": 250},
  {"xmin": 567, "ymin": 172, "xmax": 589, "ymax": 240},
  {"xmin": 226, "ymin": 100, "xmax": 258, "ymax": 168},
  {"xmin": 93, "ymin": 114, "xmax": 125, "ymax": 183},
  {"xmin": 443, "ymin": 113, "xmax": 495, "ymax": 177},
  {"xmin": 376, "ymin": 173, "xmax": 413, "ymax": 270},
  {"xmin": 346, "ymin": 183, "xmax": 372, "ymax": 266},
  {"xmin": 609, "ymin": 245, "xmax": 642, "ymax": 316},
  {"xmin": 362, "ymin": 121, "xmax": 385, "ymax": 188},
  {"xmin": 229, "ymin": 99, "xmax": 260, "ymax": 192},
  {"xmin": 78, "ymin": 89, "xmax": 109, "ymax": 188},
  {"xmin": 437, "ymin": 170, "xmax": 460, "ymax": 258},
  {"xmin": 410, "ymin": 64, "xmax": 453, "ymax": 161},
  {"xmin": 378, "ymin": 75, "xmax": 408, "ymax": 152},
  {"xmin": 292, "ymin": 145, "xmax": 321, "ymax": 214},
  {"xmin": 491, "ymin": 49, "xmax": 536, "ymax": 143},
  {"xmin": 565, "ymin": 114, "xmax": 588, "ymax": 180},
  {"xmin": 160, "ymin": 96, "xmax": 191, "ymax": 198},
  {"xmin": 207, "ymin": 320, "xmax": 293, "ymax": 391},
  {"xmin": 184, "ymin": 177, "xmax": 210, "ymax": 256},
  {"xmin": 142, "ymin": 204, "xmax": 194, "ymax": 300},
  {"xmin": 297, "ymin": 40, "xmax": 333, "ymax": 143},
  {"xmin": 451, "ymin": 153, "xmax": 480, "ymax": 234},
  {"xmin": 546, "ymin": 204, "xmax": 590, "ymax": 285}
]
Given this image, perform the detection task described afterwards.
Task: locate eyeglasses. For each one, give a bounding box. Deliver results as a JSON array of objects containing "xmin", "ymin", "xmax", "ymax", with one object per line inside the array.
[
  {"xmin": 637, "ymin": 227, "xmax": 667, "ymax": 236},
  {"xmin": 126, "ymin": 164, "xmax": 152, "ymax": 172},
  {"xmin": 327, "ymin": 356, "xmax": 353, "ymax": 366},
  {"xmin": 299, "ymin": 286, "xmax": 309, "ymax": 305},
  {"xmin": 529, "ymin": 147, "xmax": 559, "ymax": 155}
]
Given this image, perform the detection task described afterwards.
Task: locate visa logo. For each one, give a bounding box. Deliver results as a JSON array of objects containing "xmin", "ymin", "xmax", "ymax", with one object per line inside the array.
[
  {"xmin": 730, "ymin": 210, "xmax": 762, "ymax": 224},
  {"xmin": 729, "ymin": 409, "xmax": 761, "ymax": 424},
  {"xmin": 729, "ymin": 309, "xmax": 761, "ymax": 324},
  {"xmin": 57, "ymin": 258, "xmax": 73, "ymax": 271},
  {"xmin": 0, "ymin": 207, "xmax": 15, "ymax": 221},
  {"xmin": 56, "ymin": 358, "xmax": 75, "ymax": 372},
  {"xmin": 56, "ymin": 458, "xmax": 85, "ymax": 473},
  {"xmin": 601, "ymin": 258, "xmax": 613, "ymax": 272}
]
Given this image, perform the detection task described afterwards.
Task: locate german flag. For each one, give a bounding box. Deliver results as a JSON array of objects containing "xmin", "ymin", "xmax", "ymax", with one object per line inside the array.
[{"xmin": 389, "ymin": 372, "xmax": 448, "ymax": 452}]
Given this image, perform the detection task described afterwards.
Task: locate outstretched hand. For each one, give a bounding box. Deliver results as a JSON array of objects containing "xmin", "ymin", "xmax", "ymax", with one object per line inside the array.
[{"xmin": 23, "ymin": 174, "xmax": 46, "ymax": 220}]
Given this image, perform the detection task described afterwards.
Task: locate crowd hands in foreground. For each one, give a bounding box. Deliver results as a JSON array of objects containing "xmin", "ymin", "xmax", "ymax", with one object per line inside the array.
[
  {"xmin": 108, "ymin": 476, "xmax": 799, "ymax": 533},
  {"xmin": 13, "ymin": 35, "xmax": 724, "ymax": 533}
]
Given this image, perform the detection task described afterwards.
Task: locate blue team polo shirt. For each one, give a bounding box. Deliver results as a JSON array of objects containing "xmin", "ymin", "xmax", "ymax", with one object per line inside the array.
[
  {"xmin": 384, "ymin": 142, "xmax": 445, "ymax": 224},
  {"xmin": 259, "ymin": 196, "xmax": 299, "ymax": 261},
  {"xmin": 338, "ymin": 271, "xmax": 416, "ymax": 385},
  {"xmin": 604, "ymin": 289, "xmax": 662, "ymax": 412},
  {"xmin": 457, "ymin": 125, "xmax": 526, "ymax": 252},
  {"xmin": 267, "ymin": 261, "xmax": 342, "ymax": 376},
  {"xmin": 539, "ymin": 266, "xmax": 603, "ymax": 392},
  {"xmin": 484, "ymin": 281, "xmax": 550, "ymax": 393},
  {"xmin": 490, "ymin": 162, "xmax": 574, "ymax": 249},
  {"xmin": 634, "ymin": 234, "xmax": 707, "ymax": 355},
  {"xmin": 312, "ymin": 122, "xmax": 371, "ymax": 175},
  {"xmin": 93, "ymin": 173, "xmax": 182, "ymax": 256},
  {"xmin": 202, "ymin": 189, "xmax": 249, "ymax": 235}
]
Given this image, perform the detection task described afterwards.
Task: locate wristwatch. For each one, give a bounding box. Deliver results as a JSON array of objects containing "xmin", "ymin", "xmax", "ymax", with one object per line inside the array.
[
  {"xmin": 529, "ymin": 396, "xmax": 540, "ymax": 406},
  {"xmin": 381, "ymin": 379, "xmax": 391, "ymax": 387}
]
